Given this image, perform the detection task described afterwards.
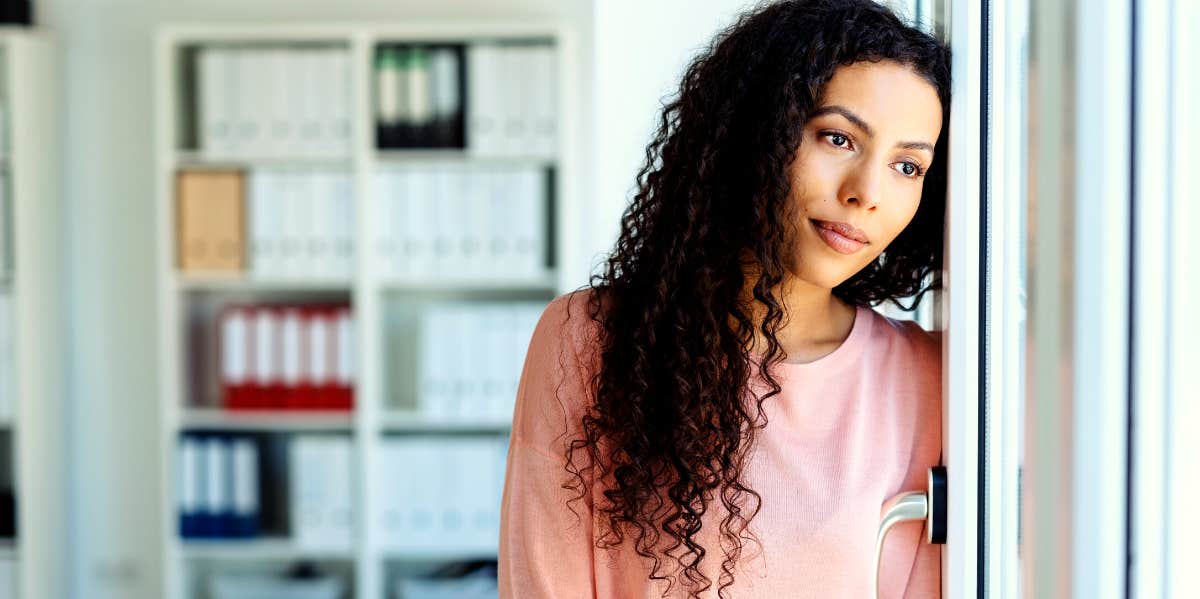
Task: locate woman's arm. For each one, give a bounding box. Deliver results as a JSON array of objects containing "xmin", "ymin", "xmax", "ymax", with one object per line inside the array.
[
  {"xmin": 497, "ymin": 292, "xmax": 598, "ymax": 598},
  {"xmin": 498, "ymin": 437, "xmax": 596, "ymax": 598}
]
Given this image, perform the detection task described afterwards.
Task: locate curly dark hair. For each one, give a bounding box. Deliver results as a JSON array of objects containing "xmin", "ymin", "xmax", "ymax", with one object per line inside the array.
[{"xmin": 561, "ymin": 0, "xmax": 951, "ymax": 597}]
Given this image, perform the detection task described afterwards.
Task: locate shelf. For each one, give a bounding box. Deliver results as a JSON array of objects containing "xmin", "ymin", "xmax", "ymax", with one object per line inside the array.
[
  {"xmin": 175, "ymin": 273, "xmax": 353, "ymax": 293},
  {"xmin": 180, "ymin": 409, "xmax": 355, "ymax": 432},
  {"xmin": 379, "ymin": 547, "xmax": 498, "ymax": 563},
  {"xmin": 157, "ymin": 22, "xmax": 574, "ymax": 599},
  {"xmin": 380, "ymin": 411, "xmax": 511, "ymax": 433},
  {"xmin": 179, "ymin": 537, "xmax": 355, "ymax": 561},
  {"xmin": 377, "ymin": 274, "xmax": 557, "ymax": 294},
  {"xmin": 172, "ymin": 151, "xmax": 353, "ymax": 169},
  {"xmin": 375, "ymin": 149, "xmax": 555, "ymax": 166}
]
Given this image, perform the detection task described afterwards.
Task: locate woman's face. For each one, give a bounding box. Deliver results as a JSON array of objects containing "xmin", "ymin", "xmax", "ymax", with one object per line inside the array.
[{"xmin": 785, "ymin": 59, "xmax": 943, "ymax": 290}]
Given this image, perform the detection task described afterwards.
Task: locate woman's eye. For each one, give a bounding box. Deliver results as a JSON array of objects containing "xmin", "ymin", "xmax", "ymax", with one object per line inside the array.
[
  {"xmin": 893, "ymin": 161, "xmax": 924, "ymax": 178},
  {"xmin": 822, "ymin": 132, "xmax": 850, "ymax": 148}
]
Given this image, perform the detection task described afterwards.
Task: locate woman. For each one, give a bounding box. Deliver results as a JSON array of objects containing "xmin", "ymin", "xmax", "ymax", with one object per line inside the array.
[{"xmin": 499, "ymin": 0, "xmax": 950, "ymax": 597}]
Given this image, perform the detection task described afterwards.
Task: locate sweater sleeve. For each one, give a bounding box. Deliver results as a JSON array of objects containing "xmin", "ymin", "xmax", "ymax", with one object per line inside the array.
[
  {"xmin": 902, "ymin": 537, "xmax": 942, "ymax": 598},
  {"xmin": 498, "ymin": 292, "xmax": 598, "ymax": 599}
]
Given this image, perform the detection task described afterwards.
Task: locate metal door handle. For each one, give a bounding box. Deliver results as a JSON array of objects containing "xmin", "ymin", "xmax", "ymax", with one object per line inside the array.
[{"xmin": 874, "ymin": 466, "xmax": 947, "ymax": 599}]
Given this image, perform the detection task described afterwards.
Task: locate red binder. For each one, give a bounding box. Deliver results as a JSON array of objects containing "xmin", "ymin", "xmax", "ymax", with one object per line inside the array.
[{"xmin": 219, "ymin": 305, "xmax": 252, "ymax": 410}]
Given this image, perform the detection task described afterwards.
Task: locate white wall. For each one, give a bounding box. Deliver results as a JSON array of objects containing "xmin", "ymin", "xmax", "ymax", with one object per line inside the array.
[
  {"xmin": 32, "ymin": 0, "xmax": 757, "ymax": 596},
  {"xmin": 589, "ymin": 0, "xmax": 760, "ymax": 278}
]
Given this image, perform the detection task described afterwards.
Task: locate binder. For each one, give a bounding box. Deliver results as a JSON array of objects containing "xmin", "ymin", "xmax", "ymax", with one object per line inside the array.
[
  {"xmin": 306, "ymin": 307, "xmax": 331, "ymax": 410},
  {"xmin": 441, "ymin": 163, "xmax": 469, "ymax": 275},
  {"xmin": 376, "ymin": 441, "xmax": 404, "ymax": 548},
  {"xmin": 406, "ymin": 47, "xmax": 433, "ymax": 133},
  {"xmin": 331, "ymin": 172, "xmax": 354, "ymax": 279},
  {"xmin": 297, "ymin": 49, "xmax": 323, "ymax": 157},
  {"xmin": 408, "ymin": 168, "xmax": 437, "ymax": 280},
  {"xmin": 461, "ymin": 306, "xmax": 487, "ymax": 420},
  {"xmin": 264, "ymin": 49, "xmax": 292, "ymax": 157},
  {"xmin": 513, "ymin": 166, "xmax": 546, "ymax": 278},
  {"xmin": 460, "ymin": 168, "xmax": 488, "ymax": 278},
  {"xmin": 248, "ymin": 169, "xmax": 272, "ymax": 277},
  {"xmin": 428, "ymin": 165, "xmax": 457, "ymax": 276},
  {"xmin": 198, "ymin": 47, "xmax": 234, "ymax": 157},
  {"xmin": 178, "ymin": 435, "xmax": 203, "ymax": 538},
  {"xmin": 300, "ymin": 169, "xmax": 321, "ymax": 276},
  {"xmin": 230, "ymin": 436, "xmax": 260, "ymax": 538},
  {"xmin": 482, "ymin": 305, "xmax": 509, "ymax": 422},
  {"xmin": 219, "ymin": 305, "xmax": 252, "ymax": 410},
  {"xmin": 486, "ymin": 169, "xmax": 514, "ymax": 276},
  {"xmin": 376, "ymin": 47, "xmax": 401, "ymax": 129},
  {"xmin": 533, "ymin": 45, "xmax": 559, "ymax": 158},
  {"xmin": 372, "ymin": 169, "xmax": 397, "ymax": 276},
  {"xmin": 429, "ymin": 46, "xmax": 462, "ymax": 147},
  {"xmin": 313, "ymin": 50, "xmax": 339, "ymax": 157},
  {"xmin": 279, "ymin": 307, "xmax": 304, "ymax": 410},
  {"xmin": 501, "ymin": 45, "xmax": 529, "ymax": 157},
  {"xmin": 203, "ymin": 436, "xmax": 232, "ymax": 537},
  {"xmin": 291, "ymin": 435, "xmax": 354, "ymax": 550},
  {"xmin": 236, "ymin": 49, "xmax": 266, "ymax": 157},
  {"xmin": 394, "ymin": 47, "xmax": 412, "ymax": 130},
  {"xmin": 466, "ymin": 43, "xmax": 499, "ymax": 156},
  {"xmin": 406, "ymin": 440, "xmax": 438, "ymax": 546},
  {"xmin": 249, "ymin": 307, "xmax": 281, "ymax": 410},
  {"xmin": 417, "ymin": 305, "xmax": 448, "ymax": 420}
]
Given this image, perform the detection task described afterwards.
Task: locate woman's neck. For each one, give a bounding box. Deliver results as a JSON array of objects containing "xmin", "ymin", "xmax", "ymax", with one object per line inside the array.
[{"xmin": 741, "ymin": 273, "xmax": 857, "ymax": 363}]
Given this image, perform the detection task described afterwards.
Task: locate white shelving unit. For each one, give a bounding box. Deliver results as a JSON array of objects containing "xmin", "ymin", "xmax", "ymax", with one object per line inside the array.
[
  {"xmin": 0, "ymin": 27, "xmax": 66, "ymax": 599},
  {"xmin": 154, "ymin": 22, "xmax": 580, "ymax": 599}
]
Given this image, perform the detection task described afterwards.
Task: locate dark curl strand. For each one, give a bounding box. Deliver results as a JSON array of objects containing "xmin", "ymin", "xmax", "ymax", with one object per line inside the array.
[{"xmin": 560, "ymin": 1, "xmax": 951, "ymax": 596}]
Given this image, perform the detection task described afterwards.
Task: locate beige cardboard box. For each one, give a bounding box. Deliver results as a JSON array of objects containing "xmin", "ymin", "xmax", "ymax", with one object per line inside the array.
[{"xmin": 176, "ymin": 169, "xmax": 245, "ymax": 272}]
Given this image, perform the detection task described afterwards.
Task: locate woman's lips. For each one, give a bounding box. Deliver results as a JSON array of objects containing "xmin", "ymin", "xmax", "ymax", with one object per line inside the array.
[{"xmin": 811, "ymin": 219, "xmax": 868, "ymax": 254}]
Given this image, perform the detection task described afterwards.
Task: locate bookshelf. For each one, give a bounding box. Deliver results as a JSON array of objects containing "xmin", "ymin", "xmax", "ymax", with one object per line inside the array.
[
  {"xmin": 154, "ymin": 22, "xmax": 579, "ymax": 599},
  {"xmin": 0, "ymin": 28, "xmax": 65, "ymax": 599}
]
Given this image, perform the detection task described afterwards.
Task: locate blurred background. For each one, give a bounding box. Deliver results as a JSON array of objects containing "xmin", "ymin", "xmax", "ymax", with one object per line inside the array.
[{"xmin": 0, "ymin": 0, "xmax": 1194, "ymax": 598}]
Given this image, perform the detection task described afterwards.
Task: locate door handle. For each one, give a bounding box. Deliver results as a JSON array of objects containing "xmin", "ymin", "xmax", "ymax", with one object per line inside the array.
[{"xmin": 874, "ymin": 466, "xmax": 947, "ymax": 599}]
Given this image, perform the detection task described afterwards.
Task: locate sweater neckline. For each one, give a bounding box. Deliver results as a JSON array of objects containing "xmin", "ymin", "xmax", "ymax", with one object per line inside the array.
[{"xmin": 748, "ymin": 304, "xmax": 873, "ymax": 374}]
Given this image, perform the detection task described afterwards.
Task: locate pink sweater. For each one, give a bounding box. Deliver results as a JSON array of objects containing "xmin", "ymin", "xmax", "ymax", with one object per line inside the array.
[{"xmin": 499, "ymin": 290, "xmax": 943, "ymax": 598}]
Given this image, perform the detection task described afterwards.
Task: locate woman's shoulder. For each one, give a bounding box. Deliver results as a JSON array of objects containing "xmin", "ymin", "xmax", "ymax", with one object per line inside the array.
[
  {"xmin": 529, "ymin": 288, "xmax": 607, "ymax": 370},
  {"xmin": 512, "ymin": 288, "xmax": 606, "ymax": 452},
  {"xmin": 867, "ymin": 307, "xmax": 943, "ymax": 370}
]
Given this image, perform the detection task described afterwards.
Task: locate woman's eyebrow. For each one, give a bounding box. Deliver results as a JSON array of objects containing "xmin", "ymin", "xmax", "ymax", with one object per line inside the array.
[
  {"xmin": 811, "ymin": 105, "xmax": 876, "ymax": 136},
  {"xmin": 810, "ymin": 104, "xmax": 935, "ymax": 155}
]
